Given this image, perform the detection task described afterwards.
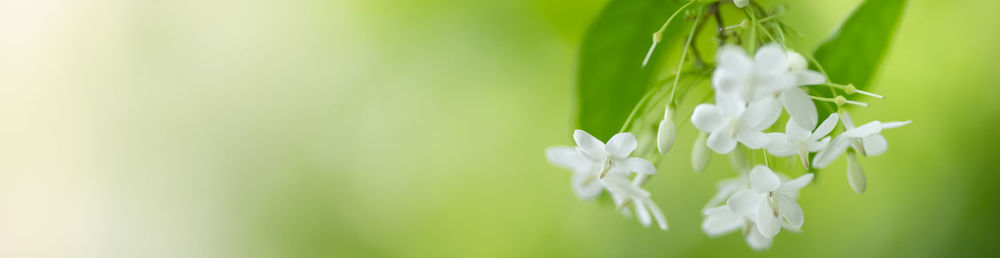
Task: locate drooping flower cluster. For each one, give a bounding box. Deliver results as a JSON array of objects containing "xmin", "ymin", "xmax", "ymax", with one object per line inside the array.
[
  {"xmin": 545, "ymin": 1, "xmax": 909, "ymax": 251},
  {"xmin": 689, "ymin": 44, "xmax": 909, "ymax": 249},
  {"xmin": 546, "ymin": 130, "xmax": 667, "ymax": 230}
]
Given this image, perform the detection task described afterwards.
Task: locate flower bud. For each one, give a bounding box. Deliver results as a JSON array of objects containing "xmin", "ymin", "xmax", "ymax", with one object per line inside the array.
[
  {"xmin": 692, "ymin": 132, "xmax": 711, "ymax": 172},
  {"xmin": 657, "ymin": 107, "xmax": 676, "ymax": 154},
  {"xmin": 733, "ymin": 0, "xmax": 749, "ymax": 8},
  {"xmin": 847, "ymin": 152, "xmax": 867, "ymax": 194},
  {"xmin": 786, "ymin": 50, "xmax": 808, "ymax": 71},
  {"xmin": 657, "ymin": 119, "xmax": 676, "ymax": 154}
]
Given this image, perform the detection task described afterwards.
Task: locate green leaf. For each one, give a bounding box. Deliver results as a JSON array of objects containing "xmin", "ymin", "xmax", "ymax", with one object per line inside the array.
[
  {"xmin": 576, "ymin": 0, "xmax": 691, "ymax": 141},
  {"xmin": 810, "ymin": 0, "xmax": 908, "ymax": 118}
]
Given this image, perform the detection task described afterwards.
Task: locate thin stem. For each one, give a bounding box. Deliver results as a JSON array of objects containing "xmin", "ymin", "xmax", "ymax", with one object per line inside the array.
[
  {"xmin": 668, "ymin": 8, "xmax": 705, "ymax": 105},
  {"xmin": 810, "ymin": 95, "xmax": 870, "ymax": 107},
  {"xmin": 756, "ymin": 22, "xmax": 776, "ymax": 43},
  {"xmin": 675, "ymin": 88, "xmax": 714, "ymax": 130},
  {"xmin": 711, "ymin": 2, "xmax": 727, "ymax": 43},
  {"xmin": 820, "ymin": 83, "xmax": 886, "ymax": 99},
  {"xmin": 802, "ymin": 52, "xmax": 838, "ymax": 97},
  {"xmin": 762, "ymin": 149, "xmax": 770, "ymax": 167},
  {"xmin": 690, "ymin": 10, "xmax": 710, "ymax": 68},
  {"xmin": 643, "ymin": 0, "xmax": 697, "ymax": 67},
  {"xmin": 757, "ymin": 15, "xmax": 779, "ymax": 23},
  {"xmin": 744, "ymin": 8, "xmax": 758, "ymax": 52},
  {"xmin": 618, "ymin": 86, "xmax": 660, "ymax": 133}
]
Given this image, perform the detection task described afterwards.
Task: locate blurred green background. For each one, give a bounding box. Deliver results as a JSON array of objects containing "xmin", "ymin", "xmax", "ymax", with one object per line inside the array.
[{"xmin": 0, "ymin": 0, "xmax": 997, "ymax": 257}]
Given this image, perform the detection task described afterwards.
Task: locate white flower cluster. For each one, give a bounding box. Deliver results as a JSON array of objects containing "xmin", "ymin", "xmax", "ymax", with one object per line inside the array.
[
  {"xmin": 693, "ymin": 44, "xmax": 909, "ymax": 249},
  {"xmin": 546, "ymin": 4, "xmax": 909, "ymax": 249},
  {"xmin": 546, "ymin": 130, "xmax": 667, "ymax": 230}
]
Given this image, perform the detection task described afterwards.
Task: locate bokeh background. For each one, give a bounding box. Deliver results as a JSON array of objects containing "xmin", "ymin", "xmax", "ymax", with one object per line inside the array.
[{"xmin": 0, "ymin": 0, "xmax": 997, "ymax": 257}]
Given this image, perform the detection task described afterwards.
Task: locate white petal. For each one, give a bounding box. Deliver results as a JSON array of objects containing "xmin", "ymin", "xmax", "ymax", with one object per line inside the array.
[
  {"xmin": 633, "ymin": 199, "xmax": 652, "ymax": 227},
  {"xmin": 841, "ymin": 121, "xmax": 882, "ymax": 138},
  {"xmin": 840, "ymin": 111, "xmax": 856, "ymax": 130},
  {"xmin": 573, "ymin": 130, "xmax": 606, "ymax": 157},
  {"xmin": 706, "ymin": 176, "xmax": 749, "ymax": 208},
  {"xmin": 777, "ymin": 195, "xmax": 804, "ymax": 229},
  {"xmin": 847, "ymin": 153, "xmax": 867, "ymax": 194},
  {"xmin": 764, "ymin": 133, "xmax": 796, "ymax": 156},
  {"xmin": 782, "ymin": 88, "xmax": 818, "ymax": 130},
  {"xmin": 784, "ymin": 118, "xmax": 811, "ymax": 142},
  {"xmin": 692, "ymin": 133, "xmax": 711, "ymax": 172},
  {"xmin": 643, "ymin": 198, "xmax": 668, "ymax": 230},
  {"xmin": 545, "ymin": 146, "xmax": 585, "ymax": 170},
  {"xmin": 728, "ymin": 190, "xmax": 763, "ymax": 216},
  {"xmin": 811, "ymin": 113, "xmax": 840, "ymax": 141},
  {"xmin": 713, "ymin": 69, "xmax": 748, "ymax": 96},
  {"xmin": 813, "ymin": 136, "xmax": 849, "ymax": 169},
  {"xmin": 702, "ymin": 206, "xmax": 742, "ymax": 237},
  {"xmin": 605, "ymin": 133, "xmax": 638, "ymax": 158},
  {"xmin": 863, "ymin": 134, "xmax": 888, "ymax": 156},
  {"xmin": 745, "ymin": 225, "xmax": 774, "ymax": 251},
  {"xmin": 754, "ymin": 44, "xmax": 789, "ymax": 74},
  {"xmin": 716, "ymin": 92, "xmax": 747, "ymax": 117},
  {"xmin": 749, "ymin": 165, "xmax": 780, "ymax": 193},
  {"xmin": 622, "ymin": 157, "xmax": 657, "ymax": 175},
  {"xmin": 881, "ymin": 120, "xmax": 911, "ymax": 129},
  {"xmin": 708, "ymin": 132, "xmax": 738, "ymax": 154},
  {"xmin": 657, "ymin": 119, "xmax": 676, "ymax": 154},
  {"xmin": 808, "ymin": 136, "xmax": 832, "ymax": 152},
  {"xmin": 755, "ymin": 200, "xmax": 781, "ymax": 238},
  {"xmin": 601, "ymin": 176, "xmax": 650, "ymax": 199},
  {"xmin": 777, "ymin": 173, "xmax": 814, "ymax": 192},
  {"xmin": 737, "ymin": 130, "xmax": 768, "ymax": 149},
  {"xmin": 716, "ymin": 45, "xmax": 752, "ymax": 74},
  {"xmin": 794, "ymin": 70, "xmax": 826, "ymax": 85},
  {"xmin": 747, "ymin": 97, "xmax": 782, "ymax": 130},
  {"xmin": 691, "ymin": 104, "xmax": 726, "ymax": 132},
  {"xmin": 571, "ymin": 172, "xmax": 603, "ymax": 199}
]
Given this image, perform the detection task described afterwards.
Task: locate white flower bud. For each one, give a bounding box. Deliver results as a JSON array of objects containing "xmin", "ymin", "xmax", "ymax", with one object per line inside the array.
[
  {"xmin": 657, "ymin": 107, "xmax": 676, "ymax": 154},
  {"xmin": 847, "ymin": 152, "xmax": 867, "ymax": 194},
  {"xmin": 692, "ymin": 132, "xmax": 711, "ymax": 172},
  {"xmin": 733, "ymin": 0, "xmax": 749, "ymax": 8},
  {"xmin": 786, "ymin": 50, "xmax": 808, "ymax": 71}
]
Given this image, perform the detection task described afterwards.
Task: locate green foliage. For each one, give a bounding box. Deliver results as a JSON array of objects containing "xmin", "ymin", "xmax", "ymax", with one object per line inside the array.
[
  {"xmin": 576, "ymin": 0, "xmax": 691, "ymax": 140},
  {"xmin": 810, "ymin": 0, "xmax": 908, "ymax": 118}
]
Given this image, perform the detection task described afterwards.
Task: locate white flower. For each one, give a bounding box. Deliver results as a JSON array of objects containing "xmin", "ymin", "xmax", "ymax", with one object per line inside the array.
[
  {"xmin": 811, "ymin": 113, "xmax": 910, "ymax": 193},
  {"xmin": 701, "ymin": 175, "xmax": 774, "ymax": 251},
  {"xmin": 712, "ymin": 44, "xmax": 796, "ymax": 103},
  {"xmin": 545, "ymin": 146, "xmax": 604, "ymax": 199},
  {"xmin": 545, "ymin": 130, "xmax": 658, "ymax": 199},
  {"xmin": 744, "ymin": 49, "xmax": 828, "ymax": 130},
  {"xmin": 765, "ymin": 113, "xmax": 839, "ymax": 168},
  {"xmin": 812, "ymin": 112, "xmax": 912, "ymax": 168},
  {"xmin": 691, "ymin": 93, "xmax": 776, "ymax": 153},
  {"xmin": 727, "ymin": 165, "xmax": 813, "ymax": 238}
]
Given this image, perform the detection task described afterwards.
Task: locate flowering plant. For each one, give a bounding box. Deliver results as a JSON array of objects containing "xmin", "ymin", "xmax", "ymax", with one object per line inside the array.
[{"xmin": 546, "ymin": 0, "xmax": 908, "ymax": 251}]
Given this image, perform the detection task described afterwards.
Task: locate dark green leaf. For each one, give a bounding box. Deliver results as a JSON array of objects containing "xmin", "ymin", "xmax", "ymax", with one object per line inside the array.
[
  {"xmin": 810, "ymin": 0, "xmax": 908, "ymax": 118},
  {"xmin": 576, "ymin": 0, "xmax": 691, "ymax": 141}
]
